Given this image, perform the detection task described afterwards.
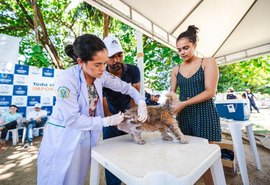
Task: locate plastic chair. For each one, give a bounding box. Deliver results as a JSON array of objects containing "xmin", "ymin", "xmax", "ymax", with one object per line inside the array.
[{"xmin": 5, "ymin": 127, "xmax": 25, "ymax": 146}]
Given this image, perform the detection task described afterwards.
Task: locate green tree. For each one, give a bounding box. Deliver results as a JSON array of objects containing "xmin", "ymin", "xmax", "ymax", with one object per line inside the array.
[{"xmin": 218, "ymin": 55, "xmax": 270, "ymax": 94}]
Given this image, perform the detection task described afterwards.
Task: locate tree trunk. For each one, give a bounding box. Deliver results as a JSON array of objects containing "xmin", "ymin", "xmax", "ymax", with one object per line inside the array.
[
  {"xmin": 28, "ymin": 0, "xmax": 63, "ymax": 69},
  {"xmin": 103, "ymin": 13, "xmax": 110, "ymax": 38},
  {"xmin": 32, "ymin": 0, "xmax": 39, "ymax": 43}
]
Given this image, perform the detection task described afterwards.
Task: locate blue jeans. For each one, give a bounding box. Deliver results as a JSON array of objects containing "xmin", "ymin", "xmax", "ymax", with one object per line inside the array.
[{"xmin": 26, "ymin": 117, "xmax": 47, "ymax": 143}]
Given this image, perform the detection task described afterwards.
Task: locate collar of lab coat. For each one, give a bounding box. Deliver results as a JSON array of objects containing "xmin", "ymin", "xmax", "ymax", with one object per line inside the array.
[{"xmin": 78, "ymin": 65, "xmax": 103, "ymax": 112}]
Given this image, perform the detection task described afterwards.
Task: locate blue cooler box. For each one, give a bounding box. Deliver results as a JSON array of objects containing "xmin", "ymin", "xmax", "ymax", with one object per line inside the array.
[{"xmin": 215, "ymin": 99, "xmax": 250, "ymax": 121}]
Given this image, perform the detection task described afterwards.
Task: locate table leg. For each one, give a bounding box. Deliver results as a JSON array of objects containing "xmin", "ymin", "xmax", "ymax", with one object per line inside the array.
[
  {"xmin": 246, "ymin": 124, "xmax": 262, "ymax": 170},
  {"xmin": 229, "ymin": 124, "xmax": 249, "ymax": 185},
  {"xmin": 90, "ymin": 158, "xmax": 100, "ymax": 185},
  {"xmin": 210, "ymin": 157, "xmax": 226, "ymax": 185}
]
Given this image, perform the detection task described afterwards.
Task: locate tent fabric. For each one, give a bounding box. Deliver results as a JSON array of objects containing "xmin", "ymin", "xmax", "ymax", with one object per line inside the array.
[
  {"xmin": 84, "ymin": 0, "xmax": 270, "ymax": 65},
  {"xmin": 0, "ymin": 34, "xmax": 21, "ymax": 64}
]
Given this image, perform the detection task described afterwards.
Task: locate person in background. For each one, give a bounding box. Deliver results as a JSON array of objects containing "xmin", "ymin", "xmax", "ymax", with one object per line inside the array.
[
  {"xmin": 170, "ymin": 25, "xmax": 221, "ymax": 185},
  {"xmin": 226, "ymin": 87, "xmax": 237, "ymax": 99},
  {"xmin": 0, "ymin": 105, "xmax": 22, "ymax": 147},
  {"xmin": 102, "ymin": 35, "xmax": 142, "ymax": 185},
  {"xmin": 24, "ymin": 103, "xmax": 48, "ymax": 148},
  {"xmin": 145, "ymin": 90, "xmax": 151, "ymax": 102},
  {"xmin": 146, "ymin": 91, "xmax": 160, "ymax": 106},
  {"xmin": 246, "ymin": 89, "xmax": 260, "ymax": 113},
  {"xmin": 37, "ymin": 34, "xmax": 147, "ymax": 185}
]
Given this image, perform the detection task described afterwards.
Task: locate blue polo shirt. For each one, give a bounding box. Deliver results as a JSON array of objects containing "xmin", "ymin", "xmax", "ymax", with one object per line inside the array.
[{"xmin": 103, "ymin": 64, "xmax": 140, "ymax": 114}]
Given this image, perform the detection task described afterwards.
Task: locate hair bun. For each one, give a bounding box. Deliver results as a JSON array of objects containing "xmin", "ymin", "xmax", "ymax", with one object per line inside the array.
[
  {"xmin": 187, "ymin": 25, "xmax": 199, "ymax": 35},
  {"xmin": 65, "ymin": 44, "xmax": 77, "ymax": 61}
]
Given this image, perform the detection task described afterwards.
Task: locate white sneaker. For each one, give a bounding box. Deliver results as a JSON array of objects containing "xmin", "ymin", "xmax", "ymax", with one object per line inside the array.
[{"xmin": 24, "ymin": 143, "xmax": 29, "ymax": 148}]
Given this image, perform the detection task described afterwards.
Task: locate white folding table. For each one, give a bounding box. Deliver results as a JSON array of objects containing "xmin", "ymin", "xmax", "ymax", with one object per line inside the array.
[
  {"xmin": 90, "ymin": 132, "xmax": 226, "ymax": 185},
  {"xmin": 221, "ymin": 119, "xmax": 262, "ymax": 185}
]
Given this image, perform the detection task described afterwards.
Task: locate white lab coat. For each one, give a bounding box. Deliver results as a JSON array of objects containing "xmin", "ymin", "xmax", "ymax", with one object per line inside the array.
[{"xmin": 37, "ymin": 65, "xmax": 143, "ymax": 185}]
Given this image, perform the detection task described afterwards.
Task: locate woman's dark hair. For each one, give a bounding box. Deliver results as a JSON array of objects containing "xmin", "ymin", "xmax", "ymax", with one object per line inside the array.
[
  {"xmin": 65, "ymin": 34, "xmax": 107, "ymax": 64},
  {"xmin": 10, "ymin": 104, "xmax": 19, "ymax": 112},
  {"xmin": 176, "ymin": 25, "xmax": 199, "ymax": 44}
]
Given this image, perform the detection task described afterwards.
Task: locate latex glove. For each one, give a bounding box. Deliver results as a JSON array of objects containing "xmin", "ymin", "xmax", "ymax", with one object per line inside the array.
[
  {"xmin": 103, "ymin": 112, "xmax": 124, "ymax": 127},
  {"xmin": 137, "ymin": 100, "xmax": 148, "ymax": 122}
]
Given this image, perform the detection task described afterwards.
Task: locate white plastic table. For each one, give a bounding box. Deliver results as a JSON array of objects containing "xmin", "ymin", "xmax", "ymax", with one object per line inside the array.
[
  {"xmin": 221, "ymin": 119, "xmax": 262, "ymax": 185},
  {"xmin": 90, "ymin": 132, "xmax": 226, "ymax": 185}
]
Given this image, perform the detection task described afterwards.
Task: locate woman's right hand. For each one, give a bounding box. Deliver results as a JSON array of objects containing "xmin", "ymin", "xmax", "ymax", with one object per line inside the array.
[
  {"xmin": 102, "ymin": 112, "xmax": 124, "ymax": 127},
  {"xmin": 173, "ymin": 101, "xmax": 187, "ymax": 114}
]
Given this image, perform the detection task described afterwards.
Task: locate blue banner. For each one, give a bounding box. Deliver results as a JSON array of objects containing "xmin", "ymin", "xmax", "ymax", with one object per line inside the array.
[
  {"xmin": 18, "ymin": 106, "xmax": 27, "ymax": 117},
  {"xmin": 27, "ymin": 96, "xmax": 41, "ymax": 106},
  {"xmin": 0, "ymin": 73, "xmax": 14, "ymax": 84},
  {"xmin": 14, "ymin": 64, "xmax": 29, "ymax": 75},
  {"xmin": 0, "ymin": 96, "xmax": 12, "ymax": 107},
  {"xmin": 42, "ymin": 68, "xmax": 54, "ymax": 78},
  {"xmin": 13, "ymin": 85, "xmax": 28, "ymax": 96}
]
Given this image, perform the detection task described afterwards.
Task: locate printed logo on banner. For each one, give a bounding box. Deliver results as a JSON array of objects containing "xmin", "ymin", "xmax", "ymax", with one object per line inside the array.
[
  {"xmin": 0, "ymin": 107, "xmax": 9, "ymax": 116},
  {"xmin": 14, "ymin": 76, "xmax": 26, "ymax": 84},
  {"xmin": 14, "ymin": 64, "xmax": 29, "ymax": 75},
  {"xmin": 0, "ymin": 85, "xmax": 13, "ymax": 94},
  {"xmin": 0, "ymin": 63, "xmax": 14, "ymax": 74},
  {"xmin": 0, "ymin": 96, "xmax": 12, "ymax": 107},
  {"xmin": 18, "ymin": 106, "xmax": 26, "ymax": 117},
  {"xmin": 0, "ymin": 73, "xmax": 14, "ymax": 84},
  {"xmin": 31, "ymin": 66, "xmax": 40, "ymax": 75},
  {"xmin": 12, "ymin": 96, "xmax": 27, "ymax": 106},
  {"xmin": 42, "ymin": 106, "xmax": 53, "ymax": 116},
  {"xmin": 42, "ymin": 68, "xmax": 54, "ymax": 78},
  {"xmin": 42, "ymin": 97, "xmax": 52, "ymax": 105},
  {"xmin": 13, "ymin": 85, "xmax": 28, "ymax": 96},
  {"xmin": 27, "ymin": 96, "xmax": 41, "ymax": 106}
]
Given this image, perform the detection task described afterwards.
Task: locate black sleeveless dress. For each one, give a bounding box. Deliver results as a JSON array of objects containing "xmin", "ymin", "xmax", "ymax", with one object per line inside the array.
[{"xmin": 176, "ymin": 60, "xmax": 221, "ymax": 141}]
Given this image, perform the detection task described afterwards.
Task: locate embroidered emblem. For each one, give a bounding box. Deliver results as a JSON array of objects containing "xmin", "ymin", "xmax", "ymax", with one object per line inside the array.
[{"xmin": 58, "ymin": 86, "xmax": 70, "ymax": 99}]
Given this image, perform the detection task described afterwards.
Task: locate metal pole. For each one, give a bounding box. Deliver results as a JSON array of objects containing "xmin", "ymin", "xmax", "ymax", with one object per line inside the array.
[{"xmin": 136, "ymin": 31, "xmax": 144, "ymax": 96}]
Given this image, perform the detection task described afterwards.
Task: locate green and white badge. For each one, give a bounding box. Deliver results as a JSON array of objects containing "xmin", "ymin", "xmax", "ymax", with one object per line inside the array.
[{"xmin": 58, "ymin": 86, "xmax": 70, "ymax": 99}]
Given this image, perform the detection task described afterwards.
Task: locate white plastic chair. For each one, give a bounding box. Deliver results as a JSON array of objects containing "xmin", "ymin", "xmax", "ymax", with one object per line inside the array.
[{"xmin": 5, "ymin": 127, "xmax": 25, "ymax": 146}]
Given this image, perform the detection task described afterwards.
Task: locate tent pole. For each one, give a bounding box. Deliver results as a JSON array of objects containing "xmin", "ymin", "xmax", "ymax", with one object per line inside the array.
[{"xmin": 136, "ymin": 31, "xmax": 144, "ymax": 96}]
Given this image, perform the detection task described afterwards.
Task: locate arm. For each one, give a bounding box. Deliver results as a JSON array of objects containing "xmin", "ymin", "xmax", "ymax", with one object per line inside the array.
[
  {"xmin": 103, "ymin": 71, "xmax": 144, "ymax": 104},
  {"xmin": 0, "ymin": 114, "xmax": 6, "ymax": 125},
  {"xmin": 170, "ymin": 66, "xmax": 179, "ymax": 92},
  {"xmin": 103, "ymin": 97, "xmax": 113, "ymax": 117},
  {"xmin": 16, "ymin": 114, "xmax": 23, "ymax": 126},
  {"xmin": 52, "ymin": 71, "xmax": 103, "ymax": 131},
  {"xmin": 130, "ymin": 82, "xmax": 140, "ymax": 108},
  {"xmin": 174, "ymin": 58, "xmax": 219, "ymax": 113}
]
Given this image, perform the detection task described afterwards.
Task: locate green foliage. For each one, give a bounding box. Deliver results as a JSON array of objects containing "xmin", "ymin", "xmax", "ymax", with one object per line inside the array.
[
  {"xmin": 24, "ymin": 44, "xmax": 50, "ymax": 68},
  {"xmin": 218, "ymin": 55, "xmax": 270, "ymax": 95}
]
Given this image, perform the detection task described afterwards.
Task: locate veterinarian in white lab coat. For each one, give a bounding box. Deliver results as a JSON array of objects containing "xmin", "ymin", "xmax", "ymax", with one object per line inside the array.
[{"xmin": 37, "ymin": 34, "xmax": 147, "ymax": 185}]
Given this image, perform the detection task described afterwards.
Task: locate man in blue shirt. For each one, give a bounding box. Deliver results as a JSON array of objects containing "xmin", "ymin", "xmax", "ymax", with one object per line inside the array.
[
  {"xmin": 146, "ymin": 91, "xmax": 160, "ymax": 106},
  {"xmin": 103, "ymin": 35, "xmax": 141, "ymax": 185}
]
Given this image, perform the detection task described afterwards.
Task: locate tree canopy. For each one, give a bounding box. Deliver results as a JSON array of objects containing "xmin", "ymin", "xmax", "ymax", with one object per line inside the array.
[{"xmin": 1, "ymin": 0, "xmax": 269, "ymax": 95}]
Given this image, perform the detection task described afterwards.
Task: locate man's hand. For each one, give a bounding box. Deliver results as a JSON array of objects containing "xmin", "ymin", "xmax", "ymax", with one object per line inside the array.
[{"xmin": 36, "ymin": 117, "xmax": 42, "ymax": 123}]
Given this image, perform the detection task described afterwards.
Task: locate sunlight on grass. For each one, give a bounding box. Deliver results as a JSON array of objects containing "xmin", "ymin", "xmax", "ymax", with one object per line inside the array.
[
  {"xmin": 0, "ymin": 172, "xmax": 15, "ymax": 180},
  {"xmin": 19, "ymin": 155, "xmax": 37, "ymax": 166}
]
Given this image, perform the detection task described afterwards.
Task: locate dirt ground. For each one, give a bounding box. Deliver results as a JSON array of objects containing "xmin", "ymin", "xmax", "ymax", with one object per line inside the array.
[{"xmin": 0, "ymin": 109, "xmax": 270, "ymax": 185}]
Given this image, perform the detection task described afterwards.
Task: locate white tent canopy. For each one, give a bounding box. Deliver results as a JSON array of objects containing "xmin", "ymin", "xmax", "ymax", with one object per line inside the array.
[{"xmin": 85, "ymin": 0, "xmax": 270, "ymax": 65}]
